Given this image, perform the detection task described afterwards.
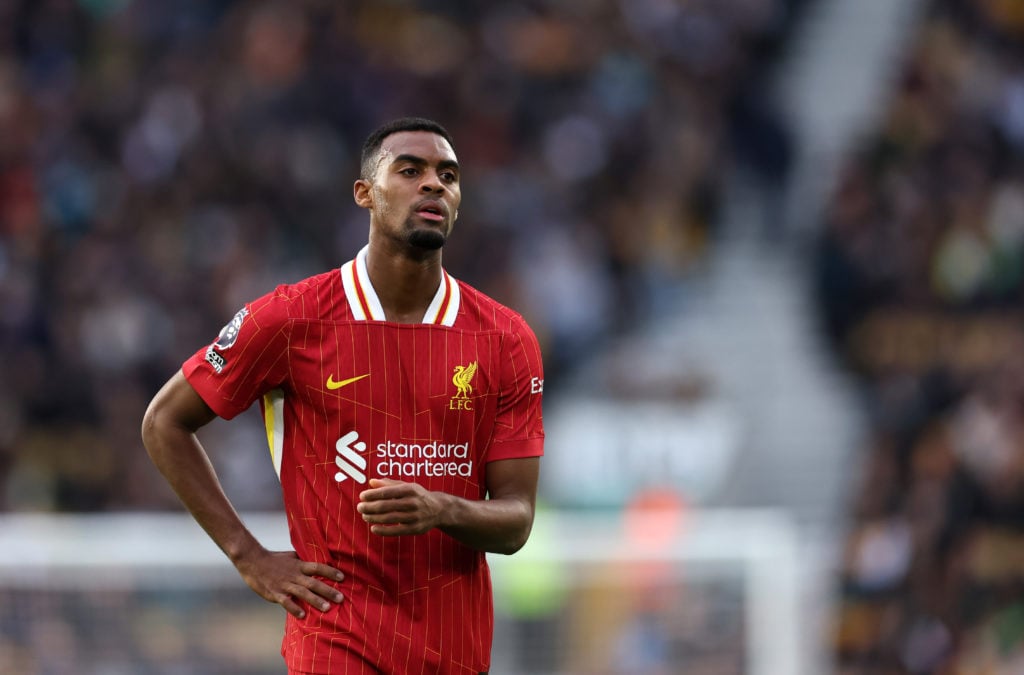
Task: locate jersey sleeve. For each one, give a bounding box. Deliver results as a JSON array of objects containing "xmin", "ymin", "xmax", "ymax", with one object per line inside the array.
[
  {"xmin": 181, "ymin": 289, "xmax": 292, "ymax": 420},
  {"xmin": 488, "ymin": 317, "xmax": 545, "ymax": 461}
]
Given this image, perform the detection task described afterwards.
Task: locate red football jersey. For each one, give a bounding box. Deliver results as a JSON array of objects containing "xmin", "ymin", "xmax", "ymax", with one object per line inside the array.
[{"xmin": 182, "ymin": 246, "xmax": 544, "ymax": 674}]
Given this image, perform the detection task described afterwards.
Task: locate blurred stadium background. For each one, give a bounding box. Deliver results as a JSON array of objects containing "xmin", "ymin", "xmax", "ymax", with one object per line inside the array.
[{"xmin": 3, "ymin": 0, "xmax": 1024, "ymax": 673}]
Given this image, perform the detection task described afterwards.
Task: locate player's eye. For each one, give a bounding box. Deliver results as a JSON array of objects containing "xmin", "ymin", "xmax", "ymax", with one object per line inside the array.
[{"xmin": 440, "ymin": 171, "xmax": 457, "ymax": 183}]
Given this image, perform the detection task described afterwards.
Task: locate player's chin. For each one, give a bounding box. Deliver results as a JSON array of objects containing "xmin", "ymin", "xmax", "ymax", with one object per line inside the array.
[{"xmin": 407, "ymin": 228, "xmax": 446, "ymax": 251}]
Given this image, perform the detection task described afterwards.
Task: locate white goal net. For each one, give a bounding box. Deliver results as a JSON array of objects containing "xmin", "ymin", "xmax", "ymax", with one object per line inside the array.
[{"xmin": 0, "ymin": 509, "xmax": 801, "ymax": 674}]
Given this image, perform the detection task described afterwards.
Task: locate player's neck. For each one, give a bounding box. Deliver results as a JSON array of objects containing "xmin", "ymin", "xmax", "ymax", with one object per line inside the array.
[{"xmin": 364, "ymin": 242, "xmax": 443, "ymax": 324}]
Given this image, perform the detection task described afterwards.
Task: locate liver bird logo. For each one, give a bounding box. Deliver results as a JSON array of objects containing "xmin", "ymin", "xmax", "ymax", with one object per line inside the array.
[{"xmin": 452, "ymin": 362, "xmax": 478, "ymax": 399}]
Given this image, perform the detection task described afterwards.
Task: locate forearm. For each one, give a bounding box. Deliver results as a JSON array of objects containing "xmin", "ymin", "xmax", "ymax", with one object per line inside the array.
[
  {"xmin": 142, "ymin": 399, "xmax": 261, "ymax": 564},
  {"xmin": 358, "ymin": 458, "xmax": 540, "ymax": 554},
  {"xmin": 436, "ymin": 492, "xmax": 534, "ymax": 555}
]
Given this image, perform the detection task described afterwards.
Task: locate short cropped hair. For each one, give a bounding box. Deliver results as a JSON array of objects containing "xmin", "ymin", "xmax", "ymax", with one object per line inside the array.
[{"xmin": 360, "ymin": 117, "xmax": 455, "ymax": 180}]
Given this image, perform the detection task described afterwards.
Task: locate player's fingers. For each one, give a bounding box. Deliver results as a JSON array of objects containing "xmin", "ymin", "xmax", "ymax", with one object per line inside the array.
[
  {"xmin": 274, "ymin": 591, "xmax": 307, "ymax": 619},
  {"xmin": 290, "ymin": 573, "xmax": 346, "ymax": 606},
  {"xmin": 304, "ymin": 578, "xmax": 345, "ymax": 604},
  {"xmin": 361, "ymin": 509, "xmax": 417, "ymax": 525},
  {"xmin": 299, "ymin": 561, "xmax": 345, "ymax": 582},
  {"xmin": 371, "ymin": 523, "xmax": 425, "ymax": 536},
  {"xmin": 284, "ymin": 581, "xmax": 335, "ymax": 613},
  {"xmin": 359, "ymin": 483, "xmax": 413, "ymax": 502},
  {"xmin": 370, "ymin": 523, "xmax": 404, "ymax": 536},
  {"xmin": 357, "ymin": 498, "xmax": 416, "ymax": 515}
]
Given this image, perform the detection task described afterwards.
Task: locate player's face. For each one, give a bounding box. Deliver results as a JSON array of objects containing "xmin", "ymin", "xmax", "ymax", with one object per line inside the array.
[{"xmin": 357, "ymin": 131, "xmax": 461, "ymax": 251}]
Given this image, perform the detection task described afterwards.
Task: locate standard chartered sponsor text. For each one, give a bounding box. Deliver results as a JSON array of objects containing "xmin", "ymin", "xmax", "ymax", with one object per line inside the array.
[{"xmin": 375, "ymin": 439, "xmax": 473, "ymax": 478}]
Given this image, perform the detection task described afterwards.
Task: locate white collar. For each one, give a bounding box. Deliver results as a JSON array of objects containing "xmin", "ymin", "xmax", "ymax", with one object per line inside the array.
[{"xmin": 340, "ymin": 245, "xmax": 460, "ymax": 325}]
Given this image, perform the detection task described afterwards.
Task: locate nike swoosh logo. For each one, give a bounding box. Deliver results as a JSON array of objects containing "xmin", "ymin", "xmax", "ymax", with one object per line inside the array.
[{"xmin": 326, "ymin": 373, "xmax": 370, "ymax": 390}]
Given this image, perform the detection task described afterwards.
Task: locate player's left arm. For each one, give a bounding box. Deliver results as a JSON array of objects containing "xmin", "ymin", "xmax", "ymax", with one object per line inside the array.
[{"xmin": 357, "ymin": 457, "xmax": 539, "ymax": 554}]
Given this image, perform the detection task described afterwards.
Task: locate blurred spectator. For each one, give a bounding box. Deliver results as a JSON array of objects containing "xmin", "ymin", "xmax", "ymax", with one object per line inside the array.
[{"xmin": 819, "ymin": 0, "xmax": 1024, "ymax": 671}]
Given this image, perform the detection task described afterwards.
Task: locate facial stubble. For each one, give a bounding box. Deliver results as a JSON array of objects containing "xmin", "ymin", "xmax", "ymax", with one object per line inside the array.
[{"xmin": 407, "ymin": 227, "xmax": 446, "ymax": 250}]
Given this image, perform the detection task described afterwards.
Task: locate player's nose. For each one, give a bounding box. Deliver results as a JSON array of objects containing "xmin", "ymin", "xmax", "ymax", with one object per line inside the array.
[{"xmin": 419, "ymin": 171, "xmax": 445, "ymax": 193}]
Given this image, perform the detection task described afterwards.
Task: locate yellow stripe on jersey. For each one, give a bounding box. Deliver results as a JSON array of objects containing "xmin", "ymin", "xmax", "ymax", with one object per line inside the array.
[
  {"xmin": 263, "ymin": 388, "xmax": 285, "ymax": 480},
  {"xmin": 440, "ymin": 271, "xmax": 461, "ymax": 326}
]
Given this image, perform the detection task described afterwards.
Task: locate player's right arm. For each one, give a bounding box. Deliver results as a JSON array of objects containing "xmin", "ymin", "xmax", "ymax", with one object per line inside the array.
[{"xmin": 141, "ymin": 370, "xmax": 345, "ymax": 619}]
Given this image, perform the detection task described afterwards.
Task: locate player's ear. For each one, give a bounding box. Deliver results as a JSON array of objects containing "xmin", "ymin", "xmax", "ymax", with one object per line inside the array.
[{"xmin": 353, "ymin": 179, "xmax": 373, "ymax": 209}]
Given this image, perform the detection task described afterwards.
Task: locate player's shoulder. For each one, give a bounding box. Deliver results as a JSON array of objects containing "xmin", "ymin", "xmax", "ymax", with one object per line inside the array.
[
  {"xmin": 267, "ymin": 269, "xmax": 340, "ymax": 301},
  {"xmin": 455, "ymin": 280, "xmax": 535, "ymax": 337},
  {"xmin": 250, "ymin": 269, "xmax": 343, "ymax": 321}
]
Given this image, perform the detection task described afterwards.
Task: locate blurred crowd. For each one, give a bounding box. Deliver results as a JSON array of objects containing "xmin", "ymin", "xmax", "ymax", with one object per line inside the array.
[
  {"xmin": 1, "ymin": 585, "xmax": 287, "ymax": 674},
  {"xmin": 0, "ymin": 0, "xmax": 803, "ymax": 512},
  {"xmin": 12, "ymin": 0, "xmax": 1024, "ymax": 671},
  {"xmin": 818, "ymin": 0, "xmax": 1024, "ymax": 672}
]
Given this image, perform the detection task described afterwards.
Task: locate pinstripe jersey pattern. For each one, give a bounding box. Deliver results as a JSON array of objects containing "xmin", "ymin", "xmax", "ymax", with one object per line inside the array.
[{"xmin": 182, "ymin": 247, "xmax": 544, "ymax": 674}]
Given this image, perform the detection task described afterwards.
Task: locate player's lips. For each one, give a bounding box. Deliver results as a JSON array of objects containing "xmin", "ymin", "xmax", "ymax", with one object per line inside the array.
[{"xmin": 413, "ymin": 199, "xmax": 446, "ymax": 223}]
